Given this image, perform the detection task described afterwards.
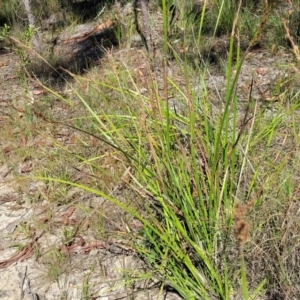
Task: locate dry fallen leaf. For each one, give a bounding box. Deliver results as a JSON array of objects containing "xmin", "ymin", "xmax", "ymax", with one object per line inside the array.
[
  {"xmin": 33, "ymin": 89, "xmax": 44, "ymax": 96},
  {"xmin": 20, "ymin": 161, "xmax": 33, "ymax": 173},
  {"xmin": 38, "ymin": 217, "xmax": 49, "ymax": 224},
  {"xmin": 69, "ymin": 134, "xmax": 76, "ymax": 144},
  {"xmin": 3, "ymin": 146, "xmax": 12, "ymax": 153},
  {"xmin": 21, "ymin": 134, "xmax": 27, "ymax": 148},
  {"xmin": 63, "ymin": 206, "xmax": 76, "ymax": 225},
  {"xmin": 61, "ymin": 240, "xmax": 107, "ymax": 255},
  {"xmin": 256, "ymin": 67, "xmax": 268, "ymax": 76},
  {"xmin": 82, "ymin": 219, "xmax": 90, "ymax": 231},
  {"xmin": 0, "ymin": 233, "xmax": 43, "ymax": 269}
]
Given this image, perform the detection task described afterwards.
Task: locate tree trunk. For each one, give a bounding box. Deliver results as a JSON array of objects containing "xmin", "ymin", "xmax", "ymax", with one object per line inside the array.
[
  {"xmin": 22, "ymin": 0, "xmax": 42, "ymax": 53},
  {"xmin": 139, "ymin": 0, "xmax": 153, "ymax": 54}
]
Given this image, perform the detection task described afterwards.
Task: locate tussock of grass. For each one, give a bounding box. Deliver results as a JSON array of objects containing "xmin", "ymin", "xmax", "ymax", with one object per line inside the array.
[{"xmin": 53, "ymin": 33, "xmax": 263, "ymax": 298}]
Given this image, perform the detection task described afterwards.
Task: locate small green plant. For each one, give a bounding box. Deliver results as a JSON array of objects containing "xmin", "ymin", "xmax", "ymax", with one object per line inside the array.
[
  {"xmin": 0, "ymin": 23, "xmax": 10, "ymax": 40},
  {"xmin": 44, "ymin": 248, "xmax": 69, "ymax": 282},
  {"xmin": 22, "ymin": 25, "xmax": 35, "ymax": 45},
  {"xmin": 62, "ymin": 226, "xmax": 76, "ymax": 246},
  {"xmin": 81, "ymin": 274, "xmax": 93, "ymax": 300},
  {"xmin": 0, "ymin": 23, "xmax": 11, "ymax": 50}
]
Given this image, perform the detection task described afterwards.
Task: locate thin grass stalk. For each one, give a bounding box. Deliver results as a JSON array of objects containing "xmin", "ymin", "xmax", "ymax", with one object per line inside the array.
[
  {"xmin": 161, "ymin": 0, "xmax": 168, "ymax": 56},
  {"xmin": 213, "ymin": 0, "xmax": 225, "ymax": 37},
  {"xmin": 210, "ymin": 1, "xmax": 244, "ymax": 231},
  {"xmin": 240, "ymin": 246, "xmax": 249, "ymax": 299},
  {"xmin": 197, "ymin": 0, "xmax": 208, "ymax": 45}
]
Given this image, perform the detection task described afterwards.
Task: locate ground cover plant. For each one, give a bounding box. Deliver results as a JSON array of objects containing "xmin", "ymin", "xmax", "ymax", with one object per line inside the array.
[{"xmin": 1, "ymin": 0, "xmax": 300, "ymax": 299}]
